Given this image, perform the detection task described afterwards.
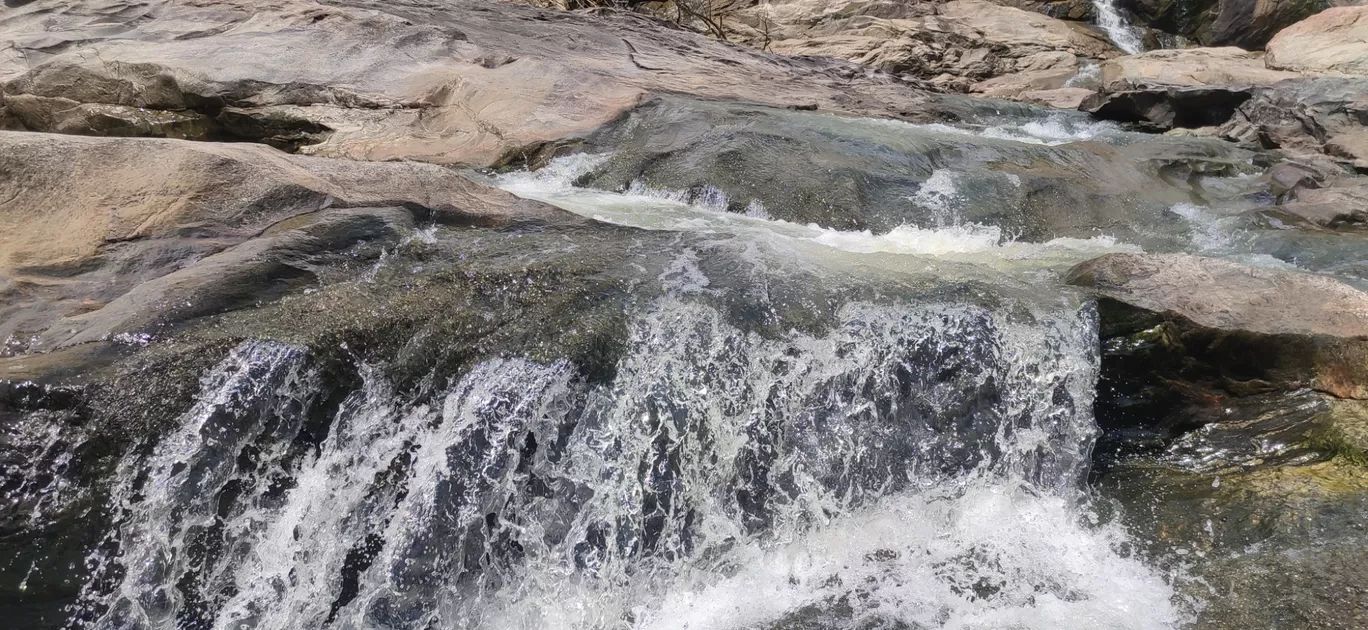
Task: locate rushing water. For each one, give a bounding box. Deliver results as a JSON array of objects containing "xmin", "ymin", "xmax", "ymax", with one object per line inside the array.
[
  {"xmin": 14, "ymin": 121, "xmax": 1208, "ymax": 630},
  {"xmin": 29, "ymin": 102, "xmax": 1365, "ymax": 630},
  {"xmin": 1091, "ymin": 0, "xmax": 1144, "ymax": 54}
]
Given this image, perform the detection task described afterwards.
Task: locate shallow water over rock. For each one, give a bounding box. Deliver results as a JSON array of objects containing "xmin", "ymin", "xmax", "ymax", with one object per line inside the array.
[{"xmin": 3, "ymin": 93, "xmax": 1368, "ymax": 630}]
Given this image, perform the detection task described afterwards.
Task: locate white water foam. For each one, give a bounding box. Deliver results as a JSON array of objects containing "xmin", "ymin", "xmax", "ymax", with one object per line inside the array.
[
  {"xmin": 496, "ymin": 155, "xmax": 1137, "ymax": 268},
  {"xmin": 869, "ymin": 115, "xmax": 1121, "ymax": 147}
]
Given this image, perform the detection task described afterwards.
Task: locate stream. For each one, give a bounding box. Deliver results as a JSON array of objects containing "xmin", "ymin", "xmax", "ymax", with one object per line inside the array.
[{"xmin": 4, "ymin": 99, "xmax": 1367, "ymax": 630}]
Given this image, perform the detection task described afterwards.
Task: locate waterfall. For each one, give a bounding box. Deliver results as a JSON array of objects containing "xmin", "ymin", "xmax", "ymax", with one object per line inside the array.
[
  {"xmin": 1092, "ymin": 0, "xmax": 1144, "ymax": 55},
  {"xmin": 63, "ymin": 293, "xmax": 1180, "ymax": 630}
]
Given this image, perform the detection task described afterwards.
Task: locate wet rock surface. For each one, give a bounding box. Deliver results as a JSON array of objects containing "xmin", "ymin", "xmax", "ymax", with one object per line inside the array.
[
  {"xmin": 3, "ymin": 1, "xmax": 1368, "ymax": 629},
  {"xmin": 0, "ymin": 130, "xmax": 569, "ymax": 354},
  {"xmin": 567, "ymin": 95, "xmax": 1259, "ymax": 239}
]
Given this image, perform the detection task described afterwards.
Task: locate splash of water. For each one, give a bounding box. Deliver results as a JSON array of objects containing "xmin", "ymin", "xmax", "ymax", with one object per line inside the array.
[{"xmin": 68, "ymin": 290, "xmax": 1183, "ymax": 630}]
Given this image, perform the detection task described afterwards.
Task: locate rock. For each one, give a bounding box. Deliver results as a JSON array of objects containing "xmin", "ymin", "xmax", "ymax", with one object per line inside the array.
[
  {"xmin": 1324, "ymin": 128, "xmax": 1368, "ymax": 168},
  {"xmin": 992, "ymin": 0, "xmax": 1096, "ymax": 20},
  {"xmin": 1122, "ymin": 0, "xmax": 1348, "ymax": 50},
  {"xmin": 1096, "ymin": 392, "xmax": 1368, "ymax": 630},
  {"xmin": 570, "ymin": 94, "xmax": 1259, "ymax": 240},
  {"xmin": 0, "ymin": 0, "xmax": 941, "ymax": 166},
  {"xmin": 2, "ymin": 93, "xmax": 216, "ymax": 139},
  {"xmin": 1099, "ymin": 47, "xmax": 1303, "ymax": 88},
  {"xmin": 0, "ymin": 130, "xmax": 570, "ymax": 352},
  {"xmin": 749, "ymin": 0, "xmax": 1118, "ymax": 89},
  {"xmin": 971, "ymin": 52, "xmax": 1081, "ymax": 98},
  {"xmin": 1220, "ymin": 77, "xmax": 1368, "ymax": 159},
  {"xmin": 1067, "ymin": 252, "xmax": 1368, "ymax": 400},
  {"xmin": 936, "ymin": 0, "xmax": 1116, "ymax": 57},
  {"xmin": 1276, "ymin": 178, "xmax": 1368, "ymax": 226},
  {"xmin": 1267, "ymin": 6, "xmax": 1368, "ymax": 76},
  {"xmin": 1081, "ymin": 81, "xmax": 1253, "ymax": 129},
  {"xmin": 1018, "ymin": 86, "xmax": 1096, "ymax": 108}
]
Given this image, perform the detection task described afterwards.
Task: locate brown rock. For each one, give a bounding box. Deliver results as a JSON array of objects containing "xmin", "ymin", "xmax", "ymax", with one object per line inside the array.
[
  {"xmin": 1100, "ymin": 47, "xmax": 1303, "ymax": 88},
  {"xmin": 1068, "ymin": 252, "xmax": 1368, "ymax": 398},
  {"xmin": 0, "ymin": 130, "xmax": 569, "ymax": 349},
  {"xmin": 1277, "ymin": 178, "xmax": 1368, "ymax": 226},
  {"xmin": 1324, "ymin": 129, "xmax": 1368, "ymax": 167},
  {"xmin": 748, "ymin": 0, "xmax": 1118, "ymax": 89},
  {"xmin": 1018, "ymin": 86, "xmax": 1096, "ymax": 108},
  {"xmin": 1220, "ymin": 78, "xmax": 1368, "ymax": 160},
  {"xmin": 0, "ymin": 0, "xmax": 941, "ymax": 166},
  {"xmin": 1266, "ymin": 6, "xmax": 1368, "ymax": 76}
]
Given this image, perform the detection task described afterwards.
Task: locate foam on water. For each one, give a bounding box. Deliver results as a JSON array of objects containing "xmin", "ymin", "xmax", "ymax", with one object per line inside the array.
[
  {"xmin": 866, "ymin": 115, "xmax": 1121, "ymax": 147},
  {"xmin": 495, "ymin": 155, "xmax": 1137, "ymax": 270},
  {"xmin": 70, "ymin": 290, "xmax": 1186, "ymax": 630}
]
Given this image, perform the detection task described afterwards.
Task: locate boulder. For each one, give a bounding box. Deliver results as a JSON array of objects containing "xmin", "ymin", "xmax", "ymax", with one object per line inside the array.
[
  {"xmin": 0, "ymin": 130, "xmax": 569, "ymax": 352},
  {"xmin": 1099, "ymin": 47, "xmax": 1303, "ymax": 88},
  {"xmin": 1220, "ymin": 77, "xmax": 1368, "ymax": 158},
  {"xmin": 992, "ymin": 0, "xmax": 1096, "ymax": 20},
  {"xmin": 0, "ymin": 0, "xmax": 940, "ymax": 166},
  {"xmin": 1068, "ymin": 252, "xmax": 1368, "ymax": 400},
  {"xmin": 748, "ymin": 0, "xmax": 1118, "ymax": 89},
  {"xmin": 1276, "ymin": 178, "xmax": 1368, "ymax": 226},
  {"xmin": 1081, "ymin": 81, "xmax": 1253, "ymax": 129},
  {"xmin": 1266, "ymin": 6, "xmax": 1368, "ymax": 76},
  {"xmin": 1019, "ymin": 86, "xmax": 1096, "ymax": 108}
]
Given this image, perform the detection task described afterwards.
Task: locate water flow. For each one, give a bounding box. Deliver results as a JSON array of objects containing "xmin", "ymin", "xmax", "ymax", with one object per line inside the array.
[
  {"xmin": 62, "ymin": 149, "xmax": 1189, "ymax": 629},
  {"xmin": 68, "ymin": 289, "xmax": 1182, "ymax": 630},
  {"xmin": 1092, "ymin": 0, "xmax": 1144, "ymax": 55}
]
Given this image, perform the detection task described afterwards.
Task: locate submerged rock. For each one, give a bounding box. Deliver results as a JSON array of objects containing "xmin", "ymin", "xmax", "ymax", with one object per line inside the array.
[
  {"xmin": 568, "ymin": 94, "xmax": 1258, "ymax": 241},
  {"xmin": 1096, "ymin": 392, "xmax": 1368, "ymax": 629}
]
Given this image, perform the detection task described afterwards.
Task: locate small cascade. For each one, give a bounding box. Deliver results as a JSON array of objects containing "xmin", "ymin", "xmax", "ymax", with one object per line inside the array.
[
  {"xmin": 61, "ymin": 291, "xmax": 1184, "ymax": 630},
  {"xmin": 1091, "ymin": 0, "xmax": 1144, "ymax": 54}
]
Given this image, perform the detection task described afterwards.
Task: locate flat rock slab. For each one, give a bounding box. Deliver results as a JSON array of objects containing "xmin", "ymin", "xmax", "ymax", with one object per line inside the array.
[
  {"xmin": 1099, "ymin": 47, "xmax": 1303, "ymax": 88},
  {"xmin": 1068, "ymin": 252, "xmax": 1368, "ymax": 398},
  {"xmin": 0, "ymin": 0, "xmax": 941, "ymax": 165}
]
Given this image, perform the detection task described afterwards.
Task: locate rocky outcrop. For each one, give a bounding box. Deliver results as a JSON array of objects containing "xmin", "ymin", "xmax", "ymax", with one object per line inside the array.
[
  {"xmin": 1099, "ymin": 47, "xmax": 1304, "ymax": 87},
  {"xmin": 1068, "ymin": 253, "xmax": 1368, "ymax": 401},
  {"xmin": 1121, "ymin": 0, "xmax": 1350, "ymax": 50},
  {"xmin": 0, "ymin": 0, "xmax": 942, "ymax": 166},
  {"xmin": 1081, "ymin": 82, "xmax": 1254, "ymax": 130},
  {"xmin": 1266, "ymin": 6, "xmax": 1368, "ymax": 76},
  {"xmin": 569, "ymin": 94, "xmax": 1261, "ymax": 239},
  {"xmin": 0, "ymin": 130, "xmax": 570, "ymax": 353},
  {"xmin": 730, "ymin": 0, "xmax": 1119, "ymax": 92},
  {"xmin": 1220, "ymin": 77, "xmax": 1368, "ymax": 165},
  {"xmin": 1275, "ymin": 177, "xmax": 1368, "ymax": 226}
]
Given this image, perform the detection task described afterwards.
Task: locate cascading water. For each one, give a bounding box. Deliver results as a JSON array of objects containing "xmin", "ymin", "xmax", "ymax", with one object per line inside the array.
[
  {"xmin": 37, "ymin": 142, "xmax": 1191, "ymax": 630},
  {"xmin": 1091, "ymin": 0, "xmax": 1144, "ymax": 55}
]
